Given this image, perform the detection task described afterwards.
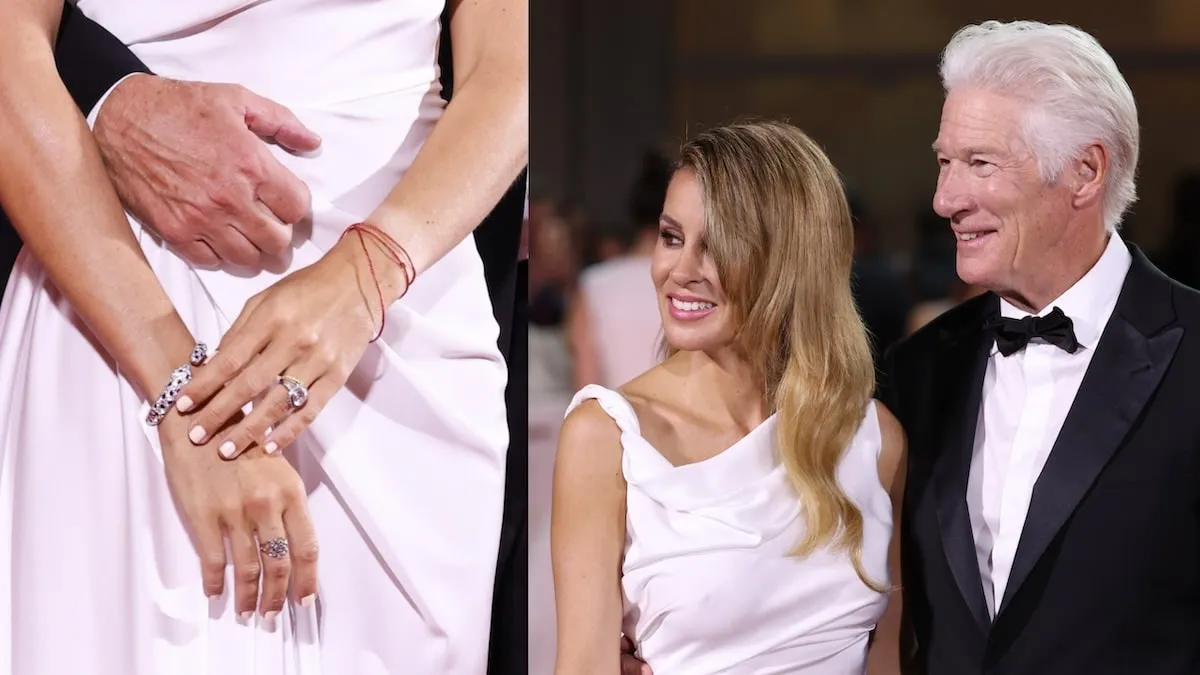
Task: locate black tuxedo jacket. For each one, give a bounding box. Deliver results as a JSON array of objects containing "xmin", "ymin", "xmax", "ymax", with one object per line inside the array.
[
  {"xmin": 1, "ymin": 4, "xmax": 527, "ymax": 674},
  {"xmin": 878, "ymin": 247, "xmax": 1200, "ymax": 675}
]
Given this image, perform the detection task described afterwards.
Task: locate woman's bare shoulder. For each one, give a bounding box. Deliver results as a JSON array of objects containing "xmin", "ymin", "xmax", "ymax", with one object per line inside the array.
[
  {"xmin": 872, "ymin": 399, "xmax": 907, "ymax": 498},
  {"xmin": 616, "ymin": 364, "xmax": 679, "ymax": 424}
]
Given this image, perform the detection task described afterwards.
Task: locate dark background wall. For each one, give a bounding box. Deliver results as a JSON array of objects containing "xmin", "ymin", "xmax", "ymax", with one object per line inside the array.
[{"xmin": 531, "ymin": 0, "xmax": 1200, "ymax": 254}]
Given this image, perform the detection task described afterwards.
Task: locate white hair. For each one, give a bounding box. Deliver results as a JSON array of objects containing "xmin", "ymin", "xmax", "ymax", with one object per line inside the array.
[{"xmin": 939, "ymin": 20, "xmax": 1139, "ymax": 232}]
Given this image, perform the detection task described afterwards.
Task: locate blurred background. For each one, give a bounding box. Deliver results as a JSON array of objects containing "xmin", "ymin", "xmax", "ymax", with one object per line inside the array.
[{"xmin": 527, "ymin": 1, "xmax": 1200, "ymax": 671}]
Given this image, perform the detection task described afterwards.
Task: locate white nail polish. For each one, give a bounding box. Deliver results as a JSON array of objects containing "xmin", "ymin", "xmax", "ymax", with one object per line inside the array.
[
  {"xmin": 188, "ymin": 425, "xmax": 206, "ymax": 444},
  {"xmin": 238, "ymin": 611, "xmax": 253, "ymax": 622},
  {"xmin": 265, "ymin": 441, "xmax": 278, "ymax": 454},
  {"xmin": 264, "ymin": 610, "xmax": 279, "ymax": 622},
  {"xmin": 301, "ymin": 594, "xmax": 316, "ymax": 608},
  {"xmin": 176, "ymin": 395, "xmax": 193, "ymax": 412},
  {"xmin": 219, "ymin": 440, "xmax": 236, "ymax": 458}
]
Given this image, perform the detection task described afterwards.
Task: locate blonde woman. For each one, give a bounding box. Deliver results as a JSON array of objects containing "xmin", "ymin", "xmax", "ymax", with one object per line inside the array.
[{"xmin": 551, "ymin": 121, "xmax": 905, "ymax": 674}]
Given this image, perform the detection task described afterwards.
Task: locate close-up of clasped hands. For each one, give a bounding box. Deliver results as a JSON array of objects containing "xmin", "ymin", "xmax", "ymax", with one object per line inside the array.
[
  {"xmin": 5, "ymin": 1, "xmax": 1200, "ymax": 675},
  {"xmin": 0, "ymin": 0, "xmax": 527, "ymax": 673}
]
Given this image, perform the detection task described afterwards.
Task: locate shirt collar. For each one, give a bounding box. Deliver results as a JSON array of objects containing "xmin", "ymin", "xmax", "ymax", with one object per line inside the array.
[{"xmin": 997, "ymin": 233, "xmax": 1132, "ymax": 351}]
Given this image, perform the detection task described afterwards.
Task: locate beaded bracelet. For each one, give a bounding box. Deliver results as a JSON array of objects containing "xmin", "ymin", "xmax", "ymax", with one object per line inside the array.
[{"xmin": 145, "ymin": 342, "xmax": 209, "ymax": 427}]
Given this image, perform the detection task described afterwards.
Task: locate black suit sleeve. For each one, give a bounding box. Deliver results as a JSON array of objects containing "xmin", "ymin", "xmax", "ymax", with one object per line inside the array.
[{"xmin": 54, "ymin": 1, "xmax": 152, "ymax": 115}]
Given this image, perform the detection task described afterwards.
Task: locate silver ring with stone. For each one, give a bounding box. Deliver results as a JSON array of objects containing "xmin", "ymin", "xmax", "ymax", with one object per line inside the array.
[
  {"xmin": 259, "ymin": 537, "xmax": 289, "ymax": 559},
  {"xmin": 277, "ymin": 375, "xmax": 309, "ymax": 410}
]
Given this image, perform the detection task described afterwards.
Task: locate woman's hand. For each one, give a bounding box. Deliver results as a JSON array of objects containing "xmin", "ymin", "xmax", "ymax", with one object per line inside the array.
[
  {"xmin": 158, "ymin": 411, "xmax": 319, "ymax": 617},
  {"xmin": 176, "ymin": 233, "xmax": 406, "ymax": 458}
]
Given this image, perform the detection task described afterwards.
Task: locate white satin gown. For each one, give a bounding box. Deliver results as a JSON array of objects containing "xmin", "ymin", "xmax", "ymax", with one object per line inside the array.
[
  {"xmin": 564, "ymin": 386, "xmax": 892, "ymax": 674},
  {"xmin": 0, "ymin": 1, "xmax": 508, "ymax": 673}
]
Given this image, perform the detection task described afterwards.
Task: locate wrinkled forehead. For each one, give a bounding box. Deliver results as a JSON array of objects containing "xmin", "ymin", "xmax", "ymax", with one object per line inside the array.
[{"xmin": 933, "ymin": 87, "xmax": 1031, "ymax": 158}]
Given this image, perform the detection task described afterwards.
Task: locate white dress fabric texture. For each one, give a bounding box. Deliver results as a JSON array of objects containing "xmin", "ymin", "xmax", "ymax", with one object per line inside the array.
[
  {"xmin": 564, "ymin": 386, "xmax": 891, "ymax": 674},
  {"xmin": 0, "ymin": 1, "xmax": 508, "ymax": 673}
]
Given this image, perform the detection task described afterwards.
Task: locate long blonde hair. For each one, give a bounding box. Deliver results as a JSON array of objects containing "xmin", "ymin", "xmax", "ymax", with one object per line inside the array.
[{"xmin": 675, "ymin": 120, "xmax": 880, "ymax": 590}]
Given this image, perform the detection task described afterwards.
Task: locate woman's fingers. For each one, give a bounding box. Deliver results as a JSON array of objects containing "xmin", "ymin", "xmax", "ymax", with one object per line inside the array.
[
  {"xmin": 190, "ymin": 343, "xmax": 293, "ymax": 457},
  {"xmin": 263, "ymin": 376, "xmax": 340, "ymax": 455},
  {"xmin": 253, "ymin": 526, "xmax": 292, "ymax": 620},
  {"xmin": 192, "ymin": 511, "xmax": 229, "ymax": 599},
  {"xmin": 282, "ymin": 491, "xmax": 320, "ymax": 605},
  {"xmin": 217, "ymin": 364, "xmax": 324, "ymax": 458},
  {"xmin": 224, "ymin": 515, "xmax": 263, "ymax": 619},
  {"xmin": 175, "ymin": 297, "xmax": 271, "ymax": 418}
]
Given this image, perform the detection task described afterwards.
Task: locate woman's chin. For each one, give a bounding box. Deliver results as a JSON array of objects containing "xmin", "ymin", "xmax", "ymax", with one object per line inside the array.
[{"xmin": 662, "ymin": 329, "xmax": 724, "ymax": 355}]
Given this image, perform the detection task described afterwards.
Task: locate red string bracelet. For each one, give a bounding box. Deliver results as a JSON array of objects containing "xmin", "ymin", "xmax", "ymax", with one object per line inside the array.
[{"xmin": 339, "ymin": 222, "xmax": 415, "ymax": 343}]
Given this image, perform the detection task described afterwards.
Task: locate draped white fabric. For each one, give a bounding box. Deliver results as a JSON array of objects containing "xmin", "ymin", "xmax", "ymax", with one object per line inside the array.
[
  {"xmin": 563, "ymin": 387, "xmax": 890, "ymax": 674},
  {"xmin": 0, "ymin": 1, "xmax": 508, "ymax": 673}
]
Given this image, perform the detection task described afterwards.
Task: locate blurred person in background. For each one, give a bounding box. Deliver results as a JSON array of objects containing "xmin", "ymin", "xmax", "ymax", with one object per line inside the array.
[
  {"xmin": 567, "ymin": 151, "xmax": 671, "ymax": 390},
  {"xmin": 529, "ymin": 197, "xmax": 577, "ymax": 332},
  {"xmin": 555, "ymin": 120, "xmax": 905, "ymax": 674},
  {"xmin": 527, "ymin": 195, "xmax": 579, "ymax": 675}
]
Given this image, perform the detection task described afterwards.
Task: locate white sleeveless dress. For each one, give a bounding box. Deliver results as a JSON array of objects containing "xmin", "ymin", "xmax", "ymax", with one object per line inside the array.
[
  {"xmin": 0, "ymin": 2, "xmax": 507, "ymax": 674},
  {"xmin": 564, "ymin": 386, "xmax": 892, "ymax": 674}
]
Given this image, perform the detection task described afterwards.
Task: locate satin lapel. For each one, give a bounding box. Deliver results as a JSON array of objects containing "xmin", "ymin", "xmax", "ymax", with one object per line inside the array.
[
  {"xmin": 997, "ymin": 251, "xmax": 1183, "ymax": 616},
  {"xmin": 931, "ymin": 308, "xmax": 994, "ymax": 631}
]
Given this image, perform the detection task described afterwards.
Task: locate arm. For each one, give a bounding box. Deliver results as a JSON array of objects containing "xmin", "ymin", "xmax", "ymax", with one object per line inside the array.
[
  {"xmin": 552, "ymin": 401, "xmax": 627, "ymax": 675},
  {"xmin": 867, "ymin": 401, "xmax": 908, "ymax": 675},
  {"xmin": 364, "ymin": 0, "xmax": 529, "ymax": 298},
  {"xmin": 178, "ymin": 0, "xmax": 529, "ymax": 456},
  {"xmin": 0, "ymin": 2, "xmax": 319, "ymax": 618},
  {"xmin": 0, "ymin": 0, "xmax": 195, "ymax": 400}
]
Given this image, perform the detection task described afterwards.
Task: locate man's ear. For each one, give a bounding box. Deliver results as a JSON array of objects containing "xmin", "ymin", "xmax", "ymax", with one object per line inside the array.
[{"xmin": 1072, "ymin": 143, "xmax": 1107, "ymax": 210}]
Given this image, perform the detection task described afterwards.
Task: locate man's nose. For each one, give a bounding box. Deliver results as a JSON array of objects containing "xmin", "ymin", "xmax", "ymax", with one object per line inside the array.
[{"xmin": 933, "ymin": 168, "xmax": 973, "ymax": 219}]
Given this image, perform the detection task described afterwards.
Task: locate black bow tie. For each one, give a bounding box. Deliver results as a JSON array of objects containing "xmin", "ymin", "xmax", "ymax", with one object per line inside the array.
[{"xmin": 983, "ymin": 306, "xmax": 1080, "ymax": 356}]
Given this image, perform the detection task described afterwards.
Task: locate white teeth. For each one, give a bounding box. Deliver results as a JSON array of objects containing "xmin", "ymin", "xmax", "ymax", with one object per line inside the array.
[
  {"xmin": 957, "ymin": 232, "xmax": 983, "ymax": 241},
  {"xmin": 671, "ymin": 298, "xmax": 714, "ymax": 312}
]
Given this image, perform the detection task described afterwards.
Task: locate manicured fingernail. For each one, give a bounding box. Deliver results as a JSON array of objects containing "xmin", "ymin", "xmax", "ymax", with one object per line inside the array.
[
  {"xmin": 176, "ymin": 395, "xmax": 193, "ymax": 412},
  {"xmin": 301, "ymin": 594, "xmax": 316, "ymax": 608},
  {"xmin": 238, "ymin": 611, "xmax": 253, "ymax": 622},
  {"xmin": 188, "ymin": 425, "xmax": 206, "ymax": 443},
  {"xmin": 264, "ymin": 610, "xmax": 279, "ymax": 622},
  {"xmin": 265, "ymin": 441, "xmax": 278, "ymax": 454},
  {"xmin": 219, "ymin": 440, "xmax": 236, "ymax": 458}
]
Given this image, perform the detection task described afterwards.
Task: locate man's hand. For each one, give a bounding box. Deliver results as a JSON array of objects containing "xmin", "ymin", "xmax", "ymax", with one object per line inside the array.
[
  {"xmin": 621, "ymin": 635, "xmax": 652, "ymax": 675},
  {"xmin": 93, "ymin": 74, "xmax": 321, "ymax": 267}
]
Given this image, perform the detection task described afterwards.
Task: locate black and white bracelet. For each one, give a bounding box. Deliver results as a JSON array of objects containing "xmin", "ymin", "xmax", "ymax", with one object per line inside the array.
[{"xmin": 145, "ymin": 342, "xmax": 210, "ymax": 427}]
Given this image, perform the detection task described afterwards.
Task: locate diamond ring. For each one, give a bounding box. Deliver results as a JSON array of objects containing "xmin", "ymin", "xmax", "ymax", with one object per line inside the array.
[
  {"xmin": 277, "ymin": 375, "xmax": 309, "ymax": 410},
  {"xmin": 259, "ymin": 537, "xmax": 289, "ymax": 559}
]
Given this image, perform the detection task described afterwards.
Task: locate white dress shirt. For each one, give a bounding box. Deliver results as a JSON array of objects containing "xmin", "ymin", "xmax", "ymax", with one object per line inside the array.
[{"xmin": 967, "ymin": 234, "xmax": 1132, "ymax": 617}]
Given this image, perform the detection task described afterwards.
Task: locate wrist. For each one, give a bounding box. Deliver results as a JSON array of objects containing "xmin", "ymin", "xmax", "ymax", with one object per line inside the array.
[
  {"xmin": 91, "ymin": 73, "xmax": 154, "ymax": 136},
  {"xmin": 332, "ymin": 225, "xmax": 411, "ymax": 307},
  {"xmin": 129, "ymin": 319, "xmax": 201, "ymax": 404}
]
